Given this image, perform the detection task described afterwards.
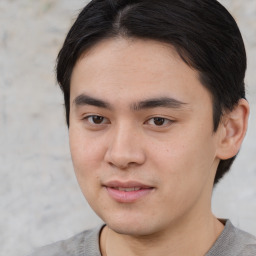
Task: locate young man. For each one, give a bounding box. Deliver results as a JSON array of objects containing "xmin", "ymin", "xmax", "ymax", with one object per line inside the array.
[{"xmin": 31, "ymin": 0, "xmax": 256, "ymax": 255}]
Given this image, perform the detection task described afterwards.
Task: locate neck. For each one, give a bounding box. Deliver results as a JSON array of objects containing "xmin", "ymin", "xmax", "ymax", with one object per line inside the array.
[{"xmin": 100, "ymin": 214, "xmax": 224, "ymax": 256}]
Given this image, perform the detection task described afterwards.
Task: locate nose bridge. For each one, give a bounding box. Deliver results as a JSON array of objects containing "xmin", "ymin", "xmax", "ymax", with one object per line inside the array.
[{"xmin": 104, "ymin": 121, "xmax": 145, "ymax": 168}]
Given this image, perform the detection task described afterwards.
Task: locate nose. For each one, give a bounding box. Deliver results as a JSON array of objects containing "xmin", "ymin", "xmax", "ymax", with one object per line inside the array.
[{"xmin": 104, "ymin": 123, "xmax": 146, "ymax": 169}]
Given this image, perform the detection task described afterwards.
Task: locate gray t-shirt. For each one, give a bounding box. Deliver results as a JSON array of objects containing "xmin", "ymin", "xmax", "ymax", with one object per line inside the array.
[{"xmin": 29, "ymin": 220, "xmax": 256, "ymax": 256}]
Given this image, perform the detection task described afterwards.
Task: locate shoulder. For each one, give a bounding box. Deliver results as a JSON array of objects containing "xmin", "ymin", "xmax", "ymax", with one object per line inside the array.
[
  {"xmin": 207, "ymin": 220, "xmax": 256, "ymax": 256},
  {"xmin": 28, "ymin": 225, "xmax": 104, "ymax": 256},
  {"xmin": 233, "ymin": 225, "xmax": 256, "ymax": 256}
]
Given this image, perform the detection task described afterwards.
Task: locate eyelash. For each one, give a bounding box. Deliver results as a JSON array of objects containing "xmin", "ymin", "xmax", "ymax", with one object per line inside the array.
[
  {"xmin": 145, "ymin": 117, "xmax": 173, "ymax": 127},
  {"xmin": 83, "ymin": 115, "xmax": 174, "ymax": 128},
  {"xmin": 83, "ymin": 115, "xmax": 110, "ymax": 125}
]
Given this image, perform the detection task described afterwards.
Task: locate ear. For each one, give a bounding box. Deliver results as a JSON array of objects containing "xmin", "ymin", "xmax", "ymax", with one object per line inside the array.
[{"xmin": 216, "ymin": 99, "xmax": 250, "ymax": 160}]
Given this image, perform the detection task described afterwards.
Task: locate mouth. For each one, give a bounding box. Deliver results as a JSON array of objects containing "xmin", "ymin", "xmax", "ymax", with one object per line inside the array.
[
  {"xmin": 103, "ymin": 180, "xmax": 154, "ymax": 203},
  {"xmin": 114, "ymin": 187, "xmax": 143, "ymax": 192}
]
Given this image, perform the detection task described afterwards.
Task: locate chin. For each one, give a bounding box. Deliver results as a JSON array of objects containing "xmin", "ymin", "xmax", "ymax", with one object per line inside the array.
[
  {"xmin": 109, "ymin": 223, "xmax": 151, "ymax": 236},
  {"xmin": 103, "ymin": 215, "xmax": 164, "ymax": 237}
]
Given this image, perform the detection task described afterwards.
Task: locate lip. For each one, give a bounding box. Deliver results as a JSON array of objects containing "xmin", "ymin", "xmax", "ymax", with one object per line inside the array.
[{"xmin": 103, "ymin": 180, "xmax": 154, "ymax": 203}]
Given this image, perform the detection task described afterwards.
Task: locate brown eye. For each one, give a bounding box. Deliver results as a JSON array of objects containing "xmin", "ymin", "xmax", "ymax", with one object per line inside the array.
[
  {"xmin": 87, "ymin": 115, "xmax": 108, "ymax": 125},
  {"xmin": 92, "ymin": 116, "xmax": 104, "ymax": 124},
  {"xmin": 146, "ymin": 117, "xmax": 173, "ymax": 127},
  {"xmin": 153, "ymin": 117, "xmax": 166, "ymax": 126}
]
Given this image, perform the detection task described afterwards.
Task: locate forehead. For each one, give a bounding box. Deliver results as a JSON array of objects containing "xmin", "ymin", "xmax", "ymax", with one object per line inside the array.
[
  {"xmin": 70, "ymin": 38, "xmax": 211, "ymax": 107},
  {"xmin": 75, "ymin": 38, "xmax": 183, "ymax": 79}
]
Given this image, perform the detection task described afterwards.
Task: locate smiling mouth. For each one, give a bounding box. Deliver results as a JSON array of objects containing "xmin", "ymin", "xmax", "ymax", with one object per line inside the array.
[{"xmin": 104, "ymin": 183, "xmax": 154, "ymax": 203}]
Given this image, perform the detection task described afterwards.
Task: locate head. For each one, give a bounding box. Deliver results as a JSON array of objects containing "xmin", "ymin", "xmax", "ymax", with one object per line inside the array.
[
  {"xmin": 56, "ymin": 0, "xmax": 250, "ymax": 236},
  {"xmin": 56, "ymin": 0, "xmax": 247, "ymax": 186}
]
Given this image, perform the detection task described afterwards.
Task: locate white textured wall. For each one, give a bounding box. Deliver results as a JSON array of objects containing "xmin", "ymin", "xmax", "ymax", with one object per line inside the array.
[{"xmin": 0, "ymin": 1, "xmax": 255, "ymax": 255}]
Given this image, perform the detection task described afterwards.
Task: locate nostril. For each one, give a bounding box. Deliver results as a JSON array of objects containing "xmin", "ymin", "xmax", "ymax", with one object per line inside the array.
[{"xmin": 107, "ymin": 160, "xmax": 129, "ymax": 170}]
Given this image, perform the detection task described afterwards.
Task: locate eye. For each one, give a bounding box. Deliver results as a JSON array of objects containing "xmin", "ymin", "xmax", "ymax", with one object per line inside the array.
[
  {"xmin": 146, "ymin": 117, "xmax": 173, "ymax": 126},
  {"xmin": 85, "ymin": 115, "xmax": 109, "ymax": 125}
]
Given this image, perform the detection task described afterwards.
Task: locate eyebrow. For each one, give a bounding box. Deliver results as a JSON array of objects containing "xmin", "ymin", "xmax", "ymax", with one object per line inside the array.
[
  {"xmin": 73, "ymin": 94, "xmax": 187, "ymax": 111},
  {"xmin": 73, "ymin": 94, "xmax": 111, "ymax": 109},
  {"xmin": 131, "ymin": 97, "xmax": 187, "ymax": 111}
]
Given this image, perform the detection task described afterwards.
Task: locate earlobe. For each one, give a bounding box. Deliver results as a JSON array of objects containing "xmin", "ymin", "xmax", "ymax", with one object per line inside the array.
[{"xmin": 216, "ymin": 99, "xmax": 250, "ymax": 160}]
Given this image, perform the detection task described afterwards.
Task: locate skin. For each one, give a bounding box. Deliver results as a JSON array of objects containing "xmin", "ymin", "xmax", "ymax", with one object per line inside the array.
[{"xmin": 69, "ymin": 38, "xmax": 249, "ymax": 256}]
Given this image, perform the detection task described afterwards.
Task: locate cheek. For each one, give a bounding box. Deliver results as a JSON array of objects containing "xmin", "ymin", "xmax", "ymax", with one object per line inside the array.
[
  {"xmin": 149, "ymin": 125, "xmax": 217, "ymax": 185},
  {"xmin": 69, "ymin": 128, "xmax": 104, "ymax": 204},
  {"xmin": 69, "ymin": 127, "xmax": 105, "ymax": 181},
  {"xmin": 148, "ymin": 134, "xmax": 216, "ymax": 216}
]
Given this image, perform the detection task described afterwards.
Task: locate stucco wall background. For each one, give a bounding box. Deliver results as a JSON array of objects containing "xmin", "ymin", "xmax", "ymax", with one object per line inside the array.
[{"xmin": 0, "ymin": 1, "xmax": 255, "ymax": 255}]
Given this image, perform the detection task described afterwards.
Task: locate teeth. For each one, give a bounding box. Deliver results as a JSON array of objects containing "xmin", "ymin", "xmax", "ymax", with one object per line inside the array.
[{"xmin": 117, "ymin": 187, "xmax": 141, "ymax": 192}]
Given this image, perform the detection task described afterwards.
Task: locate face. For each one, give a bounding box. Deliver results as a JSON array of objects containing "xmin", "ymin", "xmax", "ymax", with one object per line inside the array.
[{"xmin": 69, "ymin": 38, "xmax": 221, "ymax": 236}]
